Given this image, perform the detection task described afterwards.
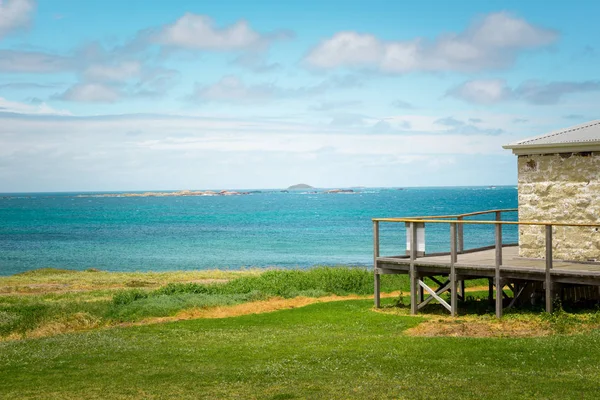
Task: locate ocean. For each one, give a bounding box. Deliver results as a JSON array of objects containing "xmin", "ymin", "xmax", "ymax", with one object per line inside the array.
[{"xmin": 0, "ymin": 187, "xmax": 518, "ymax": 276}]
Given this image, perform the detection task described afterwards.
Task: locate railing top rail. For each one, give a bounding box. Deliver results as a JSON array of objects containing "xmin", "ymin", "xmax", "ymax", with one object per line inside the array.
[
  {"xmin": 408, "ymin": 208, "xmax": 518, "ymax": 220},
  {"xmin": 372, "ymin": 217, "xmax": 600, "ymax": 228},
  {"xmin": 456, "ymin": 208, "xmax": 518, "ymax": 218}
]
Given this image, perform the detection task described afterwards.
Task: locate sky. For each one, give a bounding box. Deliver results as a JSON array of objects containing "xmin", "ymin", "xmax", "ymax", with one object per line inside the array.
[{"xmin": 1, "ymin": 0, "xmax": 599, "ymax": 192}]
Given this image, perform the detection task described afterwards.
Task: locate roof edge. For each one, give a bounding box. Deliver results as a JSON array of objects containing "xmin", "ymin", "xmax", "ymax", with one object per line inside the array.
[
  {"xmin": 503, "ymin": 141, "xmax": 600, "ymax": 155},
  {"xmin": 503, "ymin": 119, "xmax": 600, "ymax": 149}
]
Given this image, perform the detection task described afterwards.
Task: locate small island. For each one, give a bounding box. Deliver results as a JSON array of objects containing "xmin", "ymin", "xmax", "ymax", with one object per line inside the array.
[
  {"xmin": 288, "ymin": 183, "xmax": 314, "ymax": 190},
  {"xmin": 76, "ymin": 190, "xmax": 249, "ymax": 198}
]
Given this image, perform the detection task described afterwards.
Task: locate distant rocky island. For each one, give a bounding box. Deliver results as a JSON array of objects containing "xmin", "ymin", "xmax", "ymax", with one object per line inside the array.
[
  {"xmin": 288, "ymin": 183, "xmax": 314, "ymax": 190},
  {"xmin": 323, "ymin": 189, "xmax": 354, "ymax": 194},
  {"xmin": 77, "ymin": 190, "xmax": 251, "ymax": 198},
  {"xmin": 74, "ymin": 186, "xmax": 359, "ymax": 198}
]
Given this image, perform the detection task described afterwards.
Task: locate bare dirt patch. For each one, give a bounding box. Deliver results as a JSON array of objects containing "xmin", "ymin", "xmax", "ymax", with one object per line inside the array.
[{"xmin": 405, "ymin": 316, "xmax": 553, "ymax": 338}]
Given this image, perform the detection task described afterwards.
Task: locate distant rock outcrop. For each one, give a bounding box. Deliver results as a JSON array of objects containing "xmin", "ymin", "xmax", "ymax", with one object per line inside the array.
[
  {"xmin": 324, "ymin": 189, "xmax": 354, "ymax": 194},
  {"xmin": 76, "ymin": 190, "xmax": 250, "ymax": 198},
  {"xmin": 288, "ymin": 183, "xmax": 314, "ymax": 190}
]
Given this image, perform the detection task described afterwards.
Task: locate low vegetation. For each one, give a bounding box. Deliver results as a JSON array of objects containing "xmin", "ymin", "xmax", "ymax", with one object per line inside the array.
[
  {"xmin": 1, "ymin": 299, "xmax": 600, "ymax": 399},
  {"xmin": 0, "ymin": 267, "xmax": 410, "ymax": 340},
  {"xmin": 1, "ymin": 267, "xmax": 600, "ymax": 399},
  {"xmin": 0, "ymin": 268, "xmax": 259, "ymax": 294}
]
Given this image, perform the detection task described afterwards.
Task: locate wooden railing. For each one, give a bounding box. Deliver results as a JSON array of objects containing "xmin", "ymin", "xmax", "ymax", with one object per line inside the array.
[
  {"xmin": 386, "ymin": 208, "xmax": 518, "ymax": 255},
  {"xmin": 372, "ymin": 211, "xmax": 600, "ymax": 314}
]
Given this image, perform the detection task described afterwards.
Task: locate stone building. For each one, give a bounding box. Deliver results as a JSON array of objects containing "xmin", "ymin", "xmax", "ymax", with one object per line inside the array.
[{"xmin": 503, "ymin": 120, "xmax": 600, "ymax": 261}]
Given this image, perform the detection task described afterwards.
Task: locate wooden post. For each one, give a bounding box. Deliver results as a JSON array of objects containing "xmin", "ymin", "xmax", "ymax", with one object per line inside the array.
[
  {"xmin": 495, "ymin": 221, "xmax": 503, "ymax": 318},
  {"xmin": 495, "ymin": 211, "xmax": 502, "ymax": 265},
  {"xmin": 545, "ymin": 224, "xmax": 553, "ymax": 313},
  {"xmin": 457, "ymin": 216, "xmax": 464, "ymax": 253},
  {"xmin": 410, "ymin": 222, "xmax": 418, "ymax": 315},
  {"xmin": 450, "ymin": 222, "xmax": 457, "ymax": 317},
  {"xmin": 373, "ymin": 221, "xmax": 380, "ymax": 308},
  {"xmin": 488, "ymin": 278, "xmax": 494, "ymax": 305}
]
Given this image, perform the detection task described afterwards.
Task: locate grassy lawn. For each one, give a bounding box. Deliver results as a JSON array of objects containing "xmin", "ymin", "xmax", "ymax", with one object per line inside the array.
[
  {"xmin": 1, "ymin": 268, "xmax": 600, "ymax": 399},
  {"xmin": 1, "ymin": 299, "xmax": 600, "ymax": 399}
]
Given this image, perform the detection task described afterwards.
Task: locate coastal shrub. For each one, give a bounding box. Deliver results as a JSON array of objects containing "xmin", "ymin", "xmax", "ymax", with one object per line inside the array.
[
  {"xmin": 115, "ymin": 267, "xmax": 410, "ymax": 303},
  {"xmin": 112, "ymin": 289, "xmax": 149, "ymax": 306},
  {"xmin": 153, "ymin": 282, "xmax": 214, "ymax": 296},
  {"xmin": 0, "ymin": 303, "xmax": 49, "ymax": 335},
  {"xmin": 108, "ymin": 291, "xmax": 268, "ymax": 321}
]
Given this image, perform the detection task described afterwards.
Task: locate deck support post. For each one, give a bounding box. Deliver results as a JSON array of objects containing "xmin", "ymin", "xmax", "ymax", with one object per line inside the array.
[
  {"xmin": 450, "ymin": 223, "xmax": 458, "ymax": 317},
  {"xmin": 457, "ymin": 216, "xmax": 464, "ymax": 253},
  {"xmin": 373, "ymin": 221, "xmax": 380, "ymax": 308},
  {"xmin": 545, "ymin": 225, "xmax": 553, "ymax": 313},
  {"xmin": 495, "ymin": 221, "xmax": 503, "ymax": 318},
  {"xmin": 409, "ymin": 222, "xmax": 418, "ymax": 315}
]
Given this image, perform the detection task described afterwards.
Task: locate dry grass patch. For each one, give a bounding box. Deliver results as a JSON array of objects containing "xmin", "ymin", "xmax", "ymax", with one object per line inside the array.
[
  {"xmin": 0, "ymin": 268, "xmax": 258, "ymax": 295},
  {"xmin": 1, "ymin": 292, "xmax": 403, "ymax": 341},
  {"xmin": 128, "ymin": 293, "xmax": 402, "ymax": 326},
  {"xmin": 4, "ymin": 312, "xmax": 103, "ymax": 341},
  {"xmin": 405, "ymin": 316, "xmax": 553, "ymax": 338},
  {"xmin": 376, "ymin": 306, "xmax": 600, "ymax": 338}
]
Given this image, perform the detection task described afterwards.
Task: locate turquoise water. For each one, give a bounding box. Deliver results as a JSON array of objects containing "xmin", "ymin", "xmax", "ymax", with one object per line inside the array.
[{"xmin": 0, "ymin": 187, "xmax": 518, "ymax": 275}]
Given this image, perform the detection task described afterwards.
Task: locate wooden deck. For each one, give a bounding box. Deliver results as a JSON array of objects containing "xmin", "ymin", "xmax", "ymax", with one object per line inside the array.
[
  {"xmin": 377, "ymin": 246, "xmax": 600, "ymax": 285},
  {"xmin": 373, "ymin": 210, "xmax": 600, "ymax": 317},
  {"xmin": 375, "ymin": 246, "xmax": 600, "ymax": 318}
]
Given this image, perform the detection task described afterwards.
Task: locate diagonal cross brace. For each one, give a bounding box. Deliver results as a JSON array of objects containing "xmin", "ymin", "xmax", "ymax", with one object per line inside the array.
[
  {"xmin": 417, "ymin": 279, "xmax": 452, "ymax": 312},
  {"xmin": 507, "ymin": 282, "xmax": 528, "ymax": 309}
]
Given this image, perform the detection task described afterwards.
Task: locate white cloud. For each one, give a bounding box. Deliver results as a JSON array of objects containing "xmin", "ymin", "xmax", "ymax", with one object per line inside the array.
[
  {"xmin": 193, "ymin": 75, "xmax": 275, "ymax": 102},
  {"xmin": 305, "ymin": 12, "xmax": 557, "ymax": 73},
  {"xmin": 0, "ymin": 111, "xmax": 539, "ymax": 191},
  {"xmin": 305, "ymin": 31, "xmax": 383, "ymax": 68},
  {"xmin": 309, "ymin": 100, "xmax": 362, "ymax": 112},
  {"xmin": 447, "ymin": 79, "xmax": 513, "ymax": 104},
  {"xmin": 57, "ymin": 83, "xmax": 121, "ymax": 103},
  {"xmin": 0, "ymin": 96, "xmax": 70, "ymax": 115},
  {"xmin": 516, "ymin": 80, "xmax": 600, "ymax": 105},
  {"xmin": 392, "ymin": 100, "xmax": 416, "ymax": 109},
  {"xmin": 83, "ymin": 61, "xmax": 141, "ymax": 82},
  {"xmin": 0, "ymin": 49, "xmax": 71, "ymax": 73},
  {"xmin": 448, "ymin": 79, "xmax": 600, "ymax": 105},
  {"xmin": 191, "ymin": 74, "xmax": 362, "ymax": 102},
  {"xmin": 0, "ymin": 0, "xmax": 34, "ymax": 39},
  {"xmin": 157, "ymin": 13, "xmax": 289, "ymax": 51}
]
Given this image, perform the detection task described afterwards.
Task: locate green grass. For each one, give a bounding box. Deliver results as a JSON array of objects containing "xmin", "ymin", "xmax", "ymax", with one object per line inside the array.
[
  {"xmin": 0, "ymin": 267, "xmax": 411, "ymax": 338},
  {"xmin": 2, "ymin": 268, "xmax": 600, "ymax": 398},
  {"xmin": 1, "ymin": 299, "xmax": 600, "ymax": 399}
]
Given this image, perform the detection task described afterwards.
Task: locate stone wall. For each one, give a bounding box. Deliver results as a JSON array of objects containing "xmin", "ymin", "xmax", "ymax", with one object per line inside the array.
[{"xmin": 518, "ymin": 152, "xmax": 600, "ymax": 261}]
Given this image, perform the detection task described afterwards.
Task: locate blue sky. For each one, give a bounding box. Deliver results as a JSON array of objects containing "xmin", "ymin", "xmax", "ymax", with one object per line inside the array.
[{"xmin": 1, "ymin": 0, "xmax": 599, "ymax": 192}]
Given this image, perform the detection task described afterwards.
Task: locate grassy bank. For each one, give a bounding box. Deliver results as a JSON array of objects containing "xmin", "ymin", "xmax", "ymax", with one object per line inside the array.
[
  {"xmin": 2, "ymin": 268, "xmax": 600, "ymax": 398},
  {"xmin": 0, "ymin": 267, "xmax": 410, "ymax": 339},
  {"xmin": 2, "ymin": 299, "xmax": 600, "ymax": 399}
]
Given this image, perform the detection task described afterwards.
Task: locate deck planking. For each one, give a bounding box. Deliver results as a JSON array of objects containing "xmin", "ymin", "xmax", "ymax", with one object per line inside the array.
[{"xmin": 376, "ymin": 246, "xmax": 600, "ymax": 284}]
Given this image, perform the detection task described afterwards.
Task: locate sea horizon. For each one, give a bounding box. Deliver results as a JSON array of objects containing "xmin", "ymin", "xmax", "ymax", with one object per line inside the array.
[
  {"xmin": 0, "ymin": 184, "xmax": 517, "ymax": 196},
  {"xmin": 0, "ymin": 186, "xmax": 518, "ymax": 276}
]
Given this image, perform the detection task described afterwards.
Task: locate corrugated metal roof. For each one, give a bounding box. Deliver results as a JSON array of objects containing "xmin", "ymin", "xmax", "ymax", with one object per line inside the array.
[{"xmin": 504, "ymin": 120, "xmax": 600, "ymax": 148}]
